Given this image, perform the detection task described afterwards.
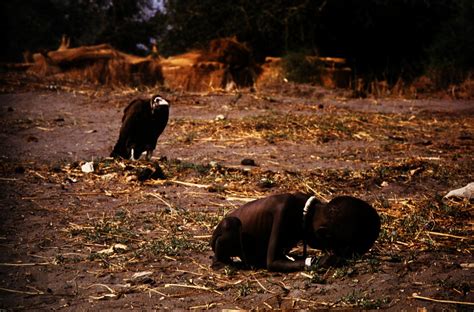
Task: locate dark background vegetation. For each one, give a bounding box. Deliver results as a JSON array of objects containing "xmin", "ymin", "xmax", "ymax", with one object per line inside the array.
[{"xmin": 1, "ymin": 0, "xmax": 473, "ymax": 86}]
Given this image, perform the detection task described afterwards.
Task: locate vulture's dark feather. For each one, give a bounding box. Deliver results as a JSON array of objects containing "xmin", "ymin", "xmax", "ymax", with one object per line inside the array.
[{"xmin": 111, "ymin": 95, "xmax": 169, "ymax": 160}]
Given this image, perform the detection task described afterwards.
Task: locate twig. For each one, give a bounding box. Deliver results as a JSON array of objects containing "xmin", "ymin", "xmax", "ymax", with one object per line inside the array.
[
  {"xmin": 27, "ymin": 254, "xmax": 51, "ymax": 260},
  {"xmin": 32, "ymin": 172, "xmax": 47, "ymax": 180},
  {"xmin": 426, "ymin": 231, "xmax": 471, "ymax": 240},
  {"xmin": 189, "ymin": 302, "xmax": 220, "ymax": 310},
  {"xmin": 22, "ymin": 196, "xmax": 59, "ymax": 200},
  {"xmin": 183, "ymin": 191, "xmax": 213, "ymax": 197},
  {"xmin": 266, "ymin": 160, "xmax": 280, "ymax": 165},
  {"xmin": 0, "ymin": 262, "xmax": 51, "ymax": 266},
  {"xmin": 226, "ymin": 196, "xmax": 256, "ymax": 202},
  {"xmin": 303, "ymin": 183, "xmax": 329, "ymax": 203},
  {"xmin": 215, "ymin": 278, "xmax": 244, "ymax": 286},
  {"xmin": 300, "ymin": 272, "xmax": 313, "ymax": 279},
  {"xmin": 0, "ymin": 286, "xmax": 44, "ymax": 295},
  {"xmin": 68, "ymin": 222, "xmax": 94, "ymax": 230},
  {"xmin": 282, "ymin": 296, "xmax": 330, "ymax": 306},
  {"xmin": 83, "ymin": 283, "xmax": 115, "ymax": 294},
  {"xmin": 150, "ymin": 179, "xmax": 211, "ymax": 189},
  {"xmin": 417, "ymin": 157, "xmax": 441, "ymax": 161},
  {"xmin": 164, "ymin": 283, "xmax": 223, "ymax": 295},
  {"xmin": 26, "ymin": 285, "xmax": 45, "ymax": 294},
  {"xmin": 36, "ymin": 126, "xmax": 53, "ymax": 131},
  {"xmin": 21, "ymin": 191, "xmax": 124, "ymax": 200},
  {"xmin": 89, "ymin": 294, "xmax": 117, "ymax": 300},
  {"xmin": 194, "ymin": 235, "xmax": 212, "ymax": 239},
  {"xmin": 143, "ymin": 286, "xmax": 168, "ymax": 297},
  {"xmin": 192, "ymin": 259, "xmax": 214, "ymax": 273},
  {"xmin": 68, "ymin": 192, "xmax": 105, "ymax": 196},
  {"xmin": 395, "ymin": 241, "xmax": 410, "ymax": 247},
  {"xmin": 176, "ymin": 269, "xmax": 205, "ymax": 276},
  {"xmin": 72, "ymin": 191, "xmax": 130, "ymax": 196},
  {"xmin": 263, "ymin": 302, "xmax": 273, "ymax": 309},
  {"xmin": 411, "ymin": 293, "xmax": 474, "ymax": 306},
  {"xmin": 146, "ymin": 192, "xmax": 177, "ymax": 212},
  {"xmin": 253, "ymin": 277, "xmax": 275, "ymax": 294},
  {"xmin": 170, "ymin": 180, "xmax": 210, "ymax": 188}
]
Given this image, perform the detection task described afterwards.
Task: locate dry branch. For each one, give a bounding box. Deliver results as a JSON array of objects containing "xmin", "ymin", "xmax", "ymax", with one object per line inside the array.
[
  {"xmin": 189, "ymin": 303, "xmax": 221, "ymax": 310},
  {"xmin": 225, "ymin": 196, "xmax": 257, "ymax": 202},
  {"xmin": 164, "ymin": 283, "xmax": 223, "ymax": 295},
  {"xmin": 0, "ymin": 262, "xmax": 51, "ymax": 266},
  {"xmin": 28, "ymin": 43, "xmax": 163, "ymax": 86},
  {"xmin": 85, "ymin": 284, "xmax": 114, "ymax": 291},
  {"xmin": 253, "ymin": 277, "xmax": 275, "ymax": 294},
  {"xmin": 169, "ymin": 180, "xmax": 211, "ymax": 188},
  {"xmin": 0, "ymin": 287, "xmax": 44, "ymax": 295},
  {"xmin": 263, "ymin": 302, "xmax": 273, "ymax": 309},
  {"xmin": 426, "ymin": 231, "xmax": 471, "ymax": 240},
  {"xmin": 47, "ymin": 44, "xmax": 116, "ymax": 65},
  {"xmin": 146, "ymin": 192, "xmax": 177, "ymax": 212},
  {"xmin": 148, "ymin": 179, "xmax": 211, "ymax": 189},
  {"xmin": 0, "ymin": 177, "xmax": 18, "ymax": 181},
  {"xmin": 411, "ymin": 293, "xmax": 474, "ymax": 306},
  {"xmin": 282, "ymin": 296, "xmax": 330, "ymax": 306}
]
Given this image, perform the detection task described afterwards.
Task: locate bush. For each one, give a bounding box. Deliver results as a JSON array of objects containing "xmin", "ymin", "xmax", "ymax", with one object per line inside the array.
[
  {"xmin": 425, "ymin": 0, "xmax": 474, "ymax": 88},
  {"xmin": 282, "ymin": 52, "xmax": 324, "ymax": 83}
]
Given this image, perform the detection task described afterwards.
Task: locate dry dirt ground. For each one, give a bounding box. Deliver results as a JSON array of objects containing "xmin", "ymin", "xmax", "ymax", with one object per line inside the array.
[{"xmin": 0, "ymin": 74, "xmax": 473, "ymax": 311}]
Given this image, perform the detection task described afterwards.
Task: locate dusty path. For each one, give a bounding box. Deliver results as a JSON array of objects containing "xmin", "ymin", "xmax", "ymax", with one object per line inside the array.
[{"xmin": 0, "ymin": 81, "xmax": 473, "ymax": 310}]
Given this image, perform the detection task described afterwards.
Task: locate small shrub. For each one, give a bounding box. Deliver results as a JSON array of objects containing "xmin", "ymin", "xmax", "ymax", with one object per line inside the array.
[{"xmin": 282, "ymin": 52, "xmax": 324, "ymax": 83}]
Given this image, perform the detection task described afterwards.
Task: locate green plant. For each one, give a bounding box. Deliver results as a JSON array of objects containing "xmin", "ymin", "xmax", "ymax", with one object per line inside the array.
[
  {"xmin": 173, "ymin": 161, "xmax": 210, "ymax": 175},
  {"xmin": 223, "ymin": 266, "xmax": 236, "ymax": 277},
  {"xmin": 237, "ymin": 282, "xmax": 252, "ymax": 297},
  {"xmin": 148, "ymin": 235, "xmax": 206, "ymax": 257},
  {"xmin": 340, "ymin": 290, "xmax": 390, "ymax": 309},
  {"xmin": 309, "ymin": 272, "xmax": 326, "ymax": 284}
]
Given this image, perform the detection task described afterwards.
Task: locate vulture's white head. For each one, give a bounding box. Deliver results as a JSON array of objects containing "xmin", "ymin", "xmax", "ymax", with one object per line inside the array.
[{"xmin": 150, "ymin": 95, "xmax": 169, "ymax": 111}]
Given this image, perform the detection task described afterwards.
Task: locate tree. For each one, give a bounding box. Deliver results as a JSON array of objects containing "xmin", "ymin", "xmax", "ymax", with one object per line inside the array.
[
  {"xmin": 2, "ymin": 0, "xmax": 472, "ymax": 85},
  {"xmin": 1, "ymin": 0, "xmax": 158, "ymax": 61}
]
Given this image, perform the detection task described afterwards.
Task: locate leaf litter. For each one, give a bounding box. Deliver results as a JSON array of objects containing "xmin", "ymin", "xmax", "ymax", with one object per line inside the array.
[{"xmin": 0, "ymin": 75, "xmax": 473, "ymax": 309}]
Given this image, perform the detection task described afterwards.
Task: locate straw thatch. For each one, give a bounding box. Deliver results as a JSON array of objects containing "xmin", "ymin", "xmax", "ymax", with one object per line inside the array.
[
  {"xmin": 161, "ymin": 37, "xmax": 260, "ymax": 91},
  {"xmin": 26, "ymin": 37, "xmax": 260, "ymax": 91},
  {"xmin": 27, "ymin": 43, "xmax": 163, "ymax": 86},
  {"xmin": 256, "ymin": 56, "xmax": 352, "ymax": 89},
  {"xmin": 23, "ymin": 37, "xmax": 352, "ymax": 91}
]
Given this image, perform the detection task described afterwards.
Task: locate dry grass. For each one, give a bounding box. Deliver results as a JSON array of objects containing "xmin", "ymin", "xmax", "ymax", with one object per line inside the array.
[{"xmin": 0, "ymin": 78, "xmax": 472, "ymax": 309}]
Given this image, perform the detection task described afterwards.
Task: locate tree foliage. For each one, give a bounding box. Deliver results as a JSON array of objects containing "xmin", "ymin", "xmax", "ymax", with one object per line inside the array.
[
  {"xmin": 1, "ymin": 0, "xmax": 472, "ymax": 84},
  {"xmin": 1, "ymin": 0, "xmax": 154, "ymax": 60}
]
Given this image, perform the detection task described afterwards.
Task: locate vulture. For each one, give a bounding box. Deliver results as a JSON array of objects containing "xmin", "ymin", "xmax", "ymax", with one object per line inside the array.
[{"xmin": 111, "ymin": 95, "xmax": 169, "ymax": 160}]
